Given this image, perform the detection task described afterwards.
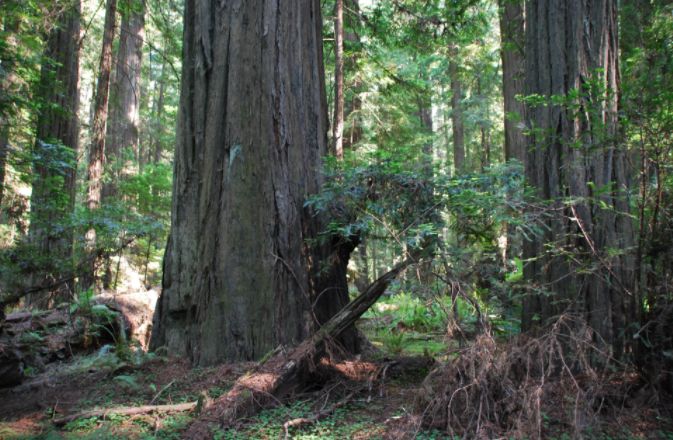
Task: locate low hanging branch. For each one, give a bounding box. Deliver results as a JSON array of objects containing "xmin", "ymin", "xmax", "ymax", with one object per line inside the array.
[{"xmin": 184, "ymin": 259, "xmax": 412, "ymax": 439}]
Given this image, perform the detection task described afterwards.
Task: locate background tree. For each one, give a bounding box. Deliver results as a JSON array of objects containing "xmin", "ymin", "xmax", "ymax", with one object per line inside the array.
[
  {"xmin": 83, "ymin": 0, "xmax": 117, "ymax": 290},
  {"xmin": 27, "ymin": 0, "xmax": 81, "ymax": 304},
  {"xmin": 498, "ymin": 0, "xmax": 525, "ymax": 163},
  {"xmin": 104, "ymin": 0, "xmax": 146, "ymax": 198}
]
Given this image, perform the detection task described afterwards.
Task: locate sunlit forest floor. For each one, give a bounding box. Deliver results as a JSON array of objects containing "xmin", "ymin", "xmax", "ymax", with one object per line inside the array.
[{"xmin": 1, "ymin": 300, "xmax": 672, "ymax": 439}]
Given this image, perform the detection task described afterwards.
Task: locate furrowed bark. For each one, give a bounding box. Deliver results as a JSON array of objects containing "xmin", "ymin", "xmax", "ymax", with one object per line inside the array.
[
  {"xmin": 522, "ymin": 0, "xmax": 636, "ymax": 358},
  {"xmin": 151, "ymin": 1, "xmax": 357, "ymax": 365}
]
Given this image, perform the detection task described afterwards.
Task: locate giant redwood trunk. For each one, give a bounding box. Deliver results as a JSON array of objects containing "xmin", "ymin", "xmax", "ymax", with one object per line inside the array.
[
  {"xmin": 104, "ymin": 0, "xmax": 145, "ymax": 198},
  {"xmin": 522, "ymin": 0, "xmax": 635, "ymax": 358},
  {"xmin": 151, "ymin": 1, "xmax": 357, "ymax": 365},
  {"xmin": 27, "ymin": 1, "xmax": 81, "ymax": 304}
]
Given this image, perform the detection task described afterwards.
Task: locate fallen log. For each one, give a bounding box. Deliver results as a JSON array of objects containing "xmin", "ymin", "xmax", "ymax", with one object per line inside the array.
[
  {"xmin": 53, "ymin": 393, "xmax": 211, "ymax": 426},
  {"xmin": 184, "ymin": 259, "xmax": 412, "ymax": 439}
]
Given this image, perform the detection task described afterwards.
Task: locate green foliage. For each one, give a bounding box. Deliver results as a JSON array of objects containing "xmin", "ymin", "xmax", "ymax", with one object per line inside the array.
[{"xmin": 217, "ymin": 399, "xmax": 370, "ymax": 440}]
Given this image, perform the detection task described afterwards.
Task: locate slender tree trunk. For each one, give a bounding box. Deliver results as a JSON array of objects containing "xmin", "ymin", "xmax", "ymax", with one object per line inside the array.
[
  {"xmin": 152, "ymin": 59, "xmax": 167, "ymax": 164},
  {"xmin": 343, "ymin": 0, "xmax": 363, "ymax": 150},
  {"xmin": 449, "ymin": 47, "xmax": 465, "ymax": 173},
  {"xmin": 0, "ymin": 16, "xmax": 21, "ymax": 208},
  {"xmin": 27, "ymin": 1, "xmax": 81, "ymax": 305},
  {"xmin": 499, "ymin": 0, "xmax": 526, "ymax": 163},
  {"xmin": 100, "ymin": 0, "xmax": 144, "ymax": 289},
  {"xmin": 477, "ymin": 77, "xmax": 490, "ymax": 170},
  {"xmin": 417, "ymin": 93, "xmax": 435, "ymax": 284},
  {"xmin": 151, "ymin": 1, "xmax": 358, "ymax": 365},
  {"xmin": 522, "ymin": 0, "xmax": 635, "ymax": 358},
  {"xmin": 83, "ymin": 0, "xmax": 117, "ymax": 291},
  {"xmin": 498, "ymin": 0, "xmax": 525, "ymax": 265},
  {"xmin": 333, "ymin": 0, "xmax": 345, "ymax": 160},
  {"xmin": 104, "ymin": 0, "xmax": 145, "ymax": 199}
]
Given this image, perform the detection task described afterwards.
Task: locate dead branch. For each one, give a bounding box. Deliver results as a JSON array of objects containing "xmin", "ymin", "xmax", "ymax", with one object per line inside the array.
[
  {"xmin": 184, "ymin": 259, "xmax": 412, "ymax": 439},
  {"xmin": 282, "ymin": 390, "xmax": 358, "ymax": 439}
]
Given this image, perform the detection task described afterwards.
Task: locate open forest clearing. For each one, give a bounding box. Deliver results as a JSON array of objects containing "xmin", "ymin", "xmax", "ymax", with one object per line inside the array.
[{"xmin": 1, "ymin": 0, "xmax": 673, "ymax": 438}]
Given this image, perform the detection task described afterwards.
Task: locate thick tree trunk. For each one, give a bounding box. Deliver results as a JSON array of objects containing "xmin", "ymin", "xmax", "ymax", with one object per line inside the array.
[
  {"xmin": 27, "ymin": 1, "xmax": 81, "ymax": 305},
  {"xmin": 83, "ymin": 0, "xmax": 117, "ymax": 291},
  {"xmin": 151, "ymin": 1, "xmax": 357, "ymax": 366},
  {"xmin": 333, "ymin": 0, "xmax": 345, "ymax": 160},
  {"xmin": 449, "ymin": 49, "xmax": 465, "ymax": 173},
  {"xmin": 522, "ymin": 0, "xmax": 635, "ymax": 358},
  {"xmin": 103, "ymin": 0, "xmax": 145, "ymax": 198},
  {"xmin": 499, "ymin": 0, "xmax": 525, "ymax": 163}
]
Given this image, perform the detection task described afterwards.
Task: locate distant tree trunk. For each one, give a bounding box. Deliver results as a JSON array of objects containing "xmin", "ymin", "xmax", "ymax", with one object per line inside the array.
[
  {"xmin": 151, "ymin": 1, "xmax": 358, "ymax": 365},
  {"xmin": 100, "ymin": 0, "xmax": 144, "ymax": 289},
  {"xmin": 449, "ymin": 47, "xmax": 465, "ymax": 173},
  {"xmin": 477, "ymin": 77, "xmax": 491, "ymax": 170},
  {"xmin": 151, "ymin": 59, "xmax": 167, "ymax": 164},
  {"xmin": 27, "ymin": 1, "xmax": 81, "ymax": 305},
  {"xmin": 522, "ymin": 0, "xmax": 635, "ymax": 358},
  {"xmin": 343, "ymin": 0, "xmax": 363, "ymax": 150},
  {"xmin": 0, "ymin": 16, "xmax": 20, "ymax": 208},
  {"xmin": 104, "ymin": 0, "xmax": 145, "ymax": 198},
  {"xmin": 83, "ymin": 0, "xmax": 117, "ymax": 291},
  {"xmin": 499, "ymin": 0, "xmax": 525, "ymax": 163},
  {"xmin": 416, "ymin": 93, "xmax": 435, "ymax": 284},
  {"xmin": 333, "ymin": 0, "xmax": 345, "ymax": 160}
]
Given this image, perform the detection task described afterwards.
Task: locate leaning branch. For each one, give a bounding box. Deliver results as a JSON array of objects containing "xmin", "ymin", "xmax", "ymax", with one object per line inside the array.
[{"xmin": 184, "ymin": 259, "xmax": 413, "ymax": 439}]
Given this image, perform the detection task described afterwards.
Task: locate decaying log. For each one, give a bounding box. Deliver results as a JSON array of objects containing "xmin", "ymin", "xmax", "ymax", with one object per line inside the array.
[
  {"xmin": 53, "ymin": 393, "xmax": 211, "ymax": 426},
  {"xmin": 184, "ymin": 260, "xmax": 412, "ymax": 438}
]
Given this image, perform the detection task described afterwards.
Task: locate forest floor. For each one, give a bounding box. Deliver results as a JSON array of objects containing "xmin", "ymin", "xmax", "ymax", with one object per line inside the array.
[
  {"xmin": 1, "ymin": 303, "xmax": 672, "ymax": 439},
  {"xmin": 0, "ymin": 348, "xmax": 439, "ymax": 439}
]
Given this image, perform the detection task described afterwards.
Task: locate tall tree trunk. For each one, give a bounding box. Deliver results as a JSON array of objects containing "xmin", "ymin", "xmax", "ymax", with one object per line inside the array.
[
  {"xmin": 101, "ymin": 0, "xmax": 144, "ymax": 289},
  {"xmin": 27, "ymin": 1, "xmax": 81, "ymax": 305},
  {"xmin": 477, "ymin": 76, "xmax": 491, "ymax": 170},
  {"xmin": 416, "ymin": 93, "xmax": 435, "ymax": 283},
  {"xmin": 83, "ymin": 0, "xmax": 118, "ymax": 291},
  {"xmin": 333, "ymin": 0, "xmax": 345, "ymax": 160},
  {"xmin": 449, "ymin": 47, "xmax": 465, "ymax": 173},
  {"xmin": 151, "ymin": 1, "xmax": 357, "ymax": 365},
  {"xmin": 0, "ymin": 15, "xmax": 21, "ymax": 209},
  {"xmin": 498, "ymin": 0, "xmax": 525, "ymax": 265},
  {"xmin": 343, "ymin": 0, "xmax": 363, "ymax": 150},
  {"xmin": 151, "ymin": 58, "xmax": 167, "ymax": 164},
  {"xmin": 104, "ymin": 0, "xmax": 145, "ymax": 198},
  {"xmin": 499, "ymin": 0, "xmax": 526, "ymax": 163},
  {"xmin": 522, "ymin": 0, "xmax": 635, "ymax": 358}
]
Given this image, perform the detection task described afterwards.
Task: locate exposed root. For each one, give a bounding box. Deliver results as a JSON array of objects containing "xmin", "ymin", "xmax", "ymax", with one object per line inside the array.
[{"xmin": 418, "ymin": 315, "xmax": 622, "ymax": 439}]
